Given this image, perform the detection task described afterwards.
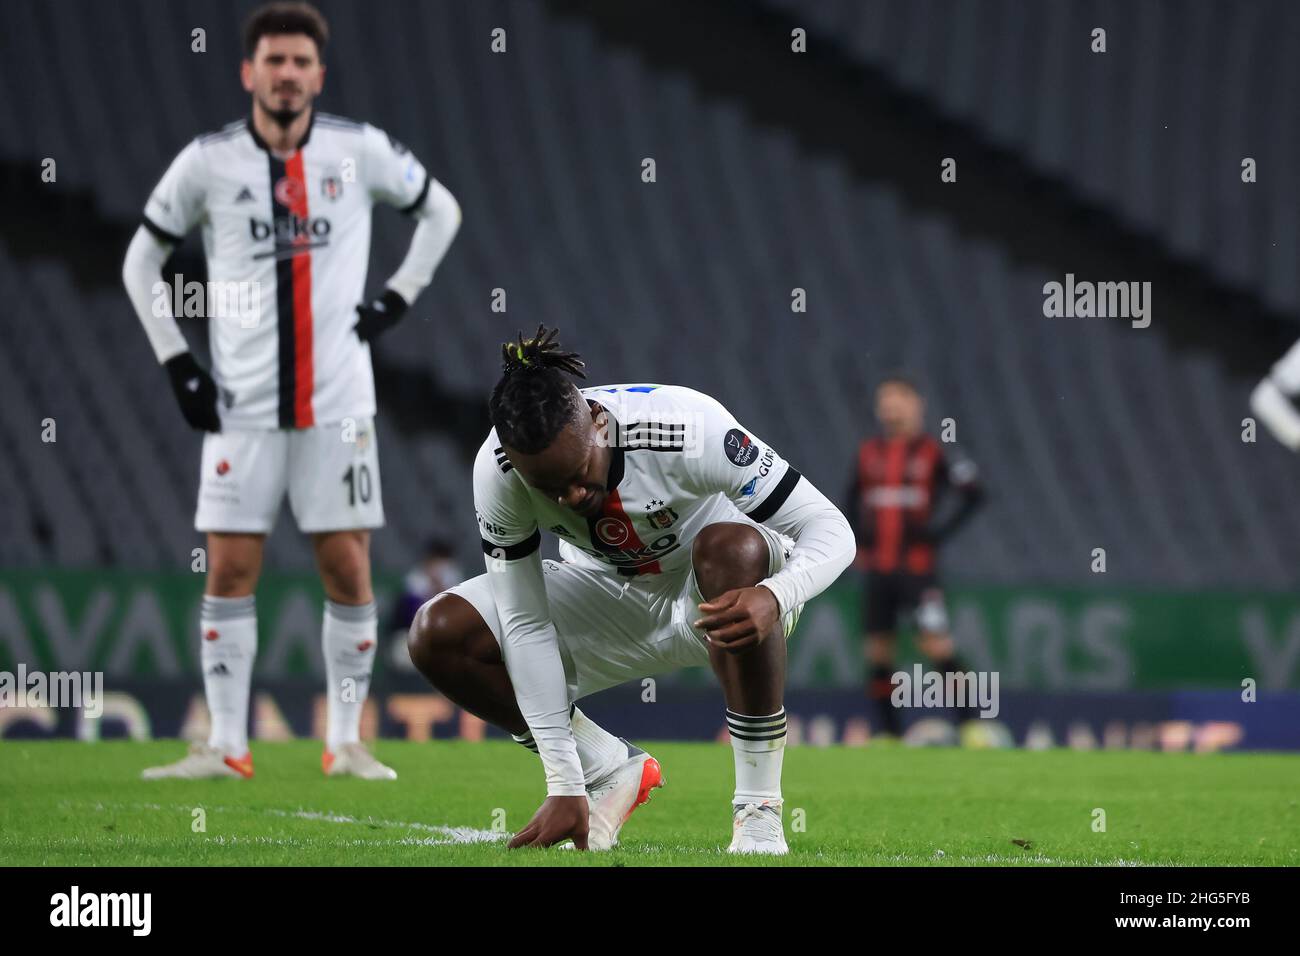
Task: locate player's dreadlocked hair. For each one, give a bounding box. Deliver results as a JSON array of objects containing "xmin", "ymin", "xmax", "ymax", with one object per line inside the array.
[{"xmin": 489, "ymin": 326, "xmax": 587, "ymax": 454}]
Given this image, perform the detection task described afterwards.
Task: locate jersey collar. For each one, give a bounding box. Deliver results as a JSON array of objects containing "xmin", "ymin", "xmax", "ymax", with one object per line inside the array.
[
  {"xmin": 606, "ymin": 445, "xmax": 625, "ymax": 493},
  {"xmin": 589, "ymin": 399, "xmax": 626, "ymax": 493},
  {"xmin": 246, "ymin": 108, "xmax": 316, "ymax": 155}
]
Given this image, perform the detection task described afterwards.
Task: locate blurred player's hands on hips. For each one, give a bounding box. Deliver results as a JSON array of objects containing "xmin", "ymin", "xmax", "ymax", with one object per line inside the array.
[
  {"xmin": 508, "ymin": 794, "xmax": 590, "ymax": 850},
  {"xmin": 694, "ymin": 586, "xmax": 781, "ymax": 653},
  {"xmin": 353, "ymin": 288, "xmax": 409, "ymax": 343},
  {"xmin": 164, "ymin": 352, "xmax": 221, "ymax": 432}
]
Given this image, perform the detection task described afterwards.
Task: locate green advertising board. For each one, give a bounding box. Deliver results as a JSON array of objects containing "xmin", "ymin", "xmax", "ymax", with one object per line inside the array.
[{"xmin": 1, "ymin": 569, "xmax": 1297, "ymax": 689}]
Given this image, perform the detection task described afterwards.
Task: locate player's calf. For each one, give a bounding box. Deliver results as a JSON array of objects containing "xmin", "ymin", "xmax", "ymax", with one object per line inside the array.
[
  {"xmin": 692, "ymin": 521, "xmax": 784, "ymax": 705},
  {"xmin": 692, "ymin": 522, "xmax": 791, "ymax": 855},
  {"xmin": 408, "ymin": 592, "xmax": 530, "ymax": 735}
]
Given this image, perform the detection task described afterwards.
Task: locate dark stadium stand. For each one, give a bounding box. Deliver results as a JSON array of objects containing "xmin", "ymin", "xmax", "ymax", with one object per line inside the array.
[
  {"xmin": 763, "ymin": 0, "xmax": 1299, "ymax": 314},
  {"xmin": 2, "ymin": 0, "xmax": 1299, "ymax": 587}
]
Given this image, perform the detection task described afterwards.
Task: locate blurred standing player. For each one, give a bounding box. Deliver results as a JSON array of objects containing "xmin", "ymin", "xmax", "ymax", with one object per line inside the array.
[
  {"xmin": 121, "ymin": 2, "xmax": 461, "ymax": 779},
  {"xmin": 846, "ymin": 376, "xmax": 984, "ymax": 738}
]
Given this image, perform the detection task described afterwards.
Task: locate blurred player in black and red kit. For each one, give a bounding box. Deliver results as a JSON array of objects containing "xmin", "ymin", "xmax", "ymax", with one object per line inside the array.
[{"xmin": 846, "ymin": 375, "xmax": 984, "ymax": 738}]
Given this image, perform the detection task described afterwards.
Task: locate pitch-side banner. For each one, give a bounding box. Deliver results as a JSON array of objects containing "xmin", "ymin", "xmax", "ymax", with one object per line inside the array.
[
  {"xmin": 0, "ymin": 568, "xmax": 1297, "ymax": 690},
  {"xmin": 3, "ymin": 680, "xmax": 1296, "ymax": 750}
]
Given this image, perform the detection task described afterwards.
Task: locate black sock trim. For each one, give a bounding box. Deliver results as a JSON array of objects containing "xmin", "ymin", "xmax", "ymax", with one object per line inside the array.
[
  {"xmin": 729, "ymin": 729, "xmax": 788, "ymax": 741},
  {"xmin": 726, "ymin": 708, "xmax": 787, "ymax": 741}
]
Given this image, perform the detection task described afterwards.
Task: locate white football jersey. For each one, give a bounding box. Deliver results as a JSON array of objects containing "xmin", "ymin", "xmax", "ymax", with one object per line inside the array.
[
  {"xmin": 473, "ymin": 384, "xmax": 803, "ymax": 576},
  {"xmin": 143, "ymin": 112, "xmax": 435, "ymax": 429}
]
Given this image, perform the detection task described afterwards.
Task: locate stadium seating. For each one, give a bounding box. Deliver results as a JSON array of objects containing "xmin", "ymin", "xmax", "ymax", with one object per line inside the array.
[
  {"xmin": 763, "ymin": 0, "xmax": 1300, "ymax": 314},
  {"xmin": 1, "ymin": 0, "xmax": 1298, "ymax": 587}
]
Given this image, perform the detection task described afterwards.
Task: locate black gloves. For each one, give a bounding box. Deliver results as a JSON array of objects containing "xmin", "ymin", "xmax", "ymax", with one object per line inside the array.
[
  {"xmin": 353, "ymin": 288, "xmax": 409, "ymax": 343},
  {"xmin": 164, "ymin": 352, "xmax": 221, "ymax": 432}
]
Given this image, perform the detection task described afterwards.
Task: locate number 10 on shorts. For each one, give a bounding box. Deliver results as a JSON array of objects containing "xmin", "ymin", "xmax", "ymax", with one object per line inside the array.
[{"xmin": 343, "ymin": 464, "xmax": 373, "ymax": 505}]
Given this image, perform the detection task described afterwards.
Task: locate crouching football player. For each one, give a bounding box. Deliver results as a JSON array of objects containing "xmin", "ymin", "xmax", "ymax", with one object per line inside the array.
[{"xmin": 408, "ymin": 328, "xmax": 855, "ymax": 853}]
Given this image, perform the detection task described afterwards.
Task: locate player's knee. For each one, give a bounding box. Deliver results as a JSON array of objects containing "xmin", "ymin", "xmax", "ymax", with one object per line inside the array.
[
  {"xmin": 323, "ymin": 573, "xmax": 370, "ymax": 605},
  {"xmin": 206, "ymin": 557, "xmax": 259, "ymax": 597},
  {"xmin": 408, "ymin": 596, "xmax": 449, "ymax": 675},
  {"xmin": 692, "ymin": 522, "xmax": 768, "ymax": 597},
  {"xmin": 407, "ymin": 592, "xmax": 480, "ymax": 679},
  {"xmin": 318, "ymin": 550, "xmax": 370, "ymax": 602}
]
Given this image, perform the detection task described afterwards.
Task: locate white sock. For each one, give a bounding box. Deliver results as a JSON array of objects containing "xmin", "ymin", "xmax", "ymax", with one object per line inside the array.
[
  {"xmin": 727, "ymin": 708, "xmax": 787, "ymax": 807},
  {"xmin": 322, "ymin": 600, "xmax": 378, "ymax": 751},
  {"xmin": 513, "ymin": 705, "xmax": 628, "ymax": 788},
  {"xmin": 571, "ymin": 705, "xmax": 627, "ymax": 787},
  {"xmin": 200, "ymin": 595, "xmax": 256, "ymax": 755}
]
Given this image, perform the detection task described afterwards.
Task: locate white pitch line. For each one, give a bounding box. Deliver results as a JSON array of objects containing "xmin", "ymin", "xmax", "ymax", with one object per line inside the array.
[
  {"xmin": 70, "ymin": 800, "xmax": 507, "ymax": 846},
  {"xmin": 881, "ymin": 851, "xmax": 1171, "ymax": 867},
  {"xmin": 263, "ymin": 808, "xmax": 506, "ymax": 845},
  {"xmin": 62, "ymin": 802, "xmax": 1179, "ymax": 862}
]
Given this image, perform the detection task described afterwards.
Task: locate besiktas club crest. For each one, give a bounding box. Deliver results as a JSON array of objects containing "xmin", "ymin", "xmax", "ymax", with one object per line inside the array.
[{"xmin": 645, "ymin": 499, "xmax": 678, "ymax": 529}]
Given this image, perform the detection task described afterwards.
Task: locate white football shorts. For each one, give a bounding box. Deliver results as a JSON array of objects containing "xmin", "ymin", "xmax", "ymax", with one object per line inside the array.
[
  {"xmin": 447, "ymin": 518, "xmax": 802, "ymax": 702},
  {"xmin": 194, "ymin": 417, "xmax": 384, "ymax": 534}
]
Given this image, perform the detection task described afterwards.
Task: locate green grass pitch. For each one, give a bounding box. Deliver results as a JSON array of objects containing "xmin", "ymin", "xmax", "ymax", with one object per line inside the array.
[{"xmin": 1, "ymin": 740, "xmax": 1297, "ymax": 866}]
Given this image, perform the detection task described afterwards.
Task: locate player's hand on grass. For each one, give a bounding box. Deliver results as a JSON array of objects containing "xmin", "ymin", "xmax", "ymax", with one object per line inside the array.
[
  {"xmin": 164, "ymin": 352, "xmax": 222, "ymax": 432},
  {"xmin": 507, "ymin": 795, "xmax": 590, "ymax": 850},
  {"xmin": 694, "ymin": 586, "xmax": 781, "ymax": 653},
  {"xmin": 353, "ymin": 288, "xmax": 408, "ymax": 343}
]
